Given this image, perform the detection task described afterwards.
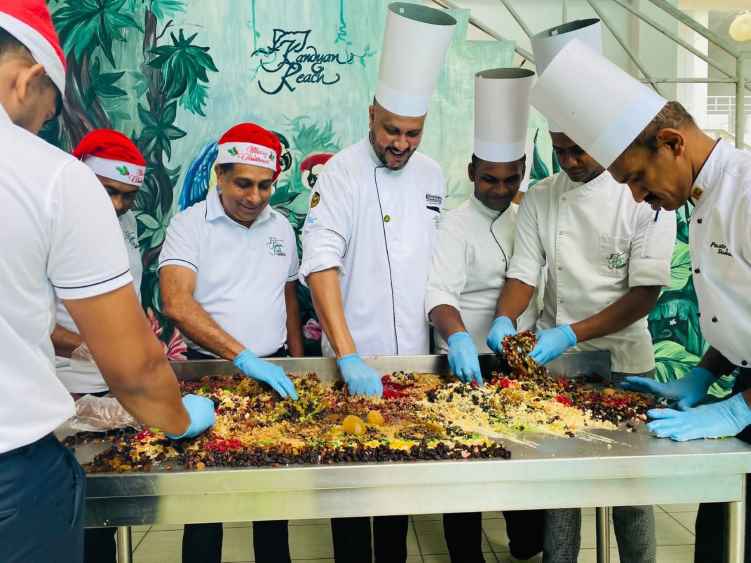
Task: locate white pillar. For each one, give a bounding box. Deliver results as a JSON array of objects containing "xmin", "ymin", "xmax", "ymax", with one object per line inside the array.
[{"xmin": 676, "ymin": 10, "xmax": 709, "ymax": 131}]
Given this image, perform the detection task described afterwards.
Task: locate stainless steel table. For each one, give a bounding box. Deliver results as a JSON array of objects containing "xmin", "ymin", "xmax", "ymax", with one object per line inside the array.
[{"xmin": 76, "ymin": 354, "xmax": 751, "ymax": 563}]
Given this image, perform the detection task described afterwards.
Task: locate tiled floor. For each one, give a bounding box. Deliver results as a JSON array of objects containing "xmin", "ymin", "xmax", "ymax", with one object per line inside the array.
[{"xmin": 132, "ymin": 504, "xmax": 697, "ymax": 562}]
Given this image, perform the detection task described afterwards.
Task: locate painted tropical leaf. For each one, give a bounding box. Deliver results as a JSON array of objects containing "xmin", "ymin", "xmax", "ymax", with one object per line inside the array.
[
  {"xmin": 149, "ymin": 0, "xmax": 186, "ymax": 19},
  {"xmin": 664, "ymin": 241, "xmax": 692, "ymax": 292},
  {"xmin": 179, "ymin": 82, "xmax": 209, "ymax": 117},
  {"xmin": 148, "ymin": 30, "xmax": 218, "ymax": 100},
  {"xmin": 53, "ymin": 0, "xmax": 140, "ymax": 66},
  {"xmin": 137, "ymin": 101, "xmax": 186, "ymax": 160},
  {"xmin": 529, "ymin": 132, "xmax": 549, "ymax": 189},
  {"xmin": 85, "ymin": 57, "xmax": 126, "ymax": 104},
  {"xmin": 653, "ymin": 340, "xmax": 699, "ymax": 383}
]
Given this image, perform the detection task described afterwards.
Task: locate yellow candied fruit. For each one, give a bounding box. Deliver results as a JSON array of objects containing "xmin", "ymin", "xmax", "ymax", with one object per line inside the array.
[
  {"xmin": 602, "ymin": 388, "xmax": 617, "ymax": 396},
  {"xmin": 366, "ymin": 410, "xmax": 385, "ymax": 426},
  {"xmin": 341, "ymin": 415, "xmax": 366, "ymax": 435}
]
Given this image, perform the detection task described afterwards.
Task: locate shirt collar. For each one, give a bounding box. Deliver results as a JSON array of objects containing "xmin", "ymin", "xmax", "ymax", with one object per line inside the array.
[
  {"xmin": 206, "ymin": 187, "xmax": 273, "ymax": 228},
  {"xmin": 469, "ymin": 192, "xmax": 507, "ymax": 220},
  {"xmin": 363, "ymin": 136, "xmax": 411, "ymax": 175},
  {"xmin": 691, "ymin": 139, "xmax": 728, "ymax": 205},
  {"xmin": 0, "ymin": 103, "xmax": 12, "ymax": 128},
  {"xmin": 563, "ymin": 168, "xmax": 612, "ymax": 195}
]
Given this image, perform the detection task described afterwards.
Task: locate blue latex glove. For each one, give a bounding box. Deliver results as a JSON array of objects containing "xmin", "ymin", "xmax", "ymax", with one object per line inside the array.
[
  {"xmin": 447, "ymin": 331, "xmax": 483, "ymax": 385},
  {"xmin": 337, "ymin": 354, "xmax": 383, "ymax": 398},
  {"xmin": 166, "ymin": 394, "xmax": 216, "ymax": 439},
  {"xmin": 529, "ymin": 325, "xmax": 577, "ymax": 365},
  {"xmin": 486, "ymin": 316, "xmax": 517, "ymax": 354},
  {"xmin": 233, "ymin": 349, "xmax": 298, "ymax": 400},
  {"xmin": 620, "ymin": 367, "xmax": 714, "ymax": 410},
  {"xmin": 647, "ymin": 393, "xmax": 751, "ymax": 442}
]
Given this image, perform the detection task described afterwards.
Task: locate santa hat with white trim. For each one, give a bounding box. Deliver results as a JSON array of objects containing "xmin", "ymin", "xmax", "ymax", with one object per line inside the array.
[
  {"xmin": 0, "ymin": 0, "xmax": 66, "ymax": 96},
  {"xmin": 474, "ymin": 68, "xmax": 535, "ymax": 164},
  {"xmin": 530, "ymin": 18, "xmax": 601, "ymax": 133},
  {"xmin": 530, "ymin": 39, "xmax": 667, "ymax": 168},
  {"xmin": 216, "ymin": 123, "xmax": 282, "ymax": 180},
  {"xmin": 73, "ymin": 129, "xmax": 147, "ymax": 187},
  {"xmin": 375, "ymin": 2, "xmax": 456, "ymax": 117}
]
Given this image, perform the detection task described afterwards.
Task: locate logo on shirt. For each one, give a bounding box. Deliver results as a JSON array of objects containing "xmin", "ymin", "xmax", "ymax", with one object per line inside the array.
[
  {"xmin": 607, "ymin": 251, "xmax": 628, "ymax": 270},
  {"xmin": 710, "ymin": 241, "xmax": 732, "ymax": 257},
  {"xmin": 310, "ymin": 191, "xmax": 320, "ymax": 208},
  {"xmin": 426, "ymin": 193, "xmax": 443, "ymax": 207},
  {"xmin": 267, "ymin": 237, "xmax": 287, "ymax": 257}
]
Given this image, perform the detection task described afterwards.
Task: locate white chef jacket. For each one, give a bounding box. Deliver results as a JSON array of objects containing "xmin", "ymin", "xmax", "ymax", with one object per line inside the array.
[
  {"xmin": 0, "ymin": 105, "xmax": 132, "ymax": 454},
  {"xmin": 507, "ymin": 170, "xmax": 676, "ymax": 373},
  {"xmin": 425, "ymin": 194, "xmax": 539, "ymax": 353},
  {"xmin": 689, "ymin": 139, "xmax": 751, "ymax": 368},
  {"xmin": 159, "ymin": 189, "xmax": 299, "ymax": 357},
  {"xmin": 55, "ymin": 211, "xmax": 143, "ymax": 393},
  {"xmin": 300, "ymin": 137, "xmax": 445, "ymax": 356}
]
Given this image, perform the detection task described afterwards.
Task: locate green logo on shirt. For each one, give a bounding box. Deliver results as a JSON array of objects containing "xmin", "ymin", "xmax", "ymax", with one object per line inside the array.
[
  {"xmin": 267, "ymin": 237, "xmax": 286, "ymax": 257},
  {"xmin": 607, "ymin": 251, "xmax": 628, "ymax": 270}
]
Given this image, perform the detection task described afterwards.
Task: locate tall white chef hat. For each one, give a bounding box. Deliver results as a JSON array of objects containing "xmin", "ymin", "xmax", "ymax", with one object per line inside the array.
[
  {"xmin": 530, "ymin": 39, "xmax": 667, "ymax": 168},
  {"xmin": 375, "ymin": 2, "xmax": 457, "ymax": 117},
  {"xmin": 474, "ymin": 68, "xmax": 535, "ymax": 163},
  {"xmin": 530, "ymin": 18, "xmax": 601, "ymax": 133}
]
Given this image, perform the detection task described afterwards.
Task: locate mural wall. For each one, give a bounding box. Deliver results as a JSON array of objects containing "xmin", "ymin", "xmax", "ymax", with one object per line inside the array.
[{"xmin": 44, "ymin": 0, "xmax": 715, "ymax": 386}]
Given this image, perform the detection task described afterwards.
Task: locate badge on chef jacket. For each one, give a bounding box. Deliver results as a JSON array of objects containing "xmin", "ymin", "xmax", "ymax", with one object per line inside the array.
[
  {"xmin": 310, "ymin": 191, "xmax": 321, "ymax": 208},
  {"xmin": 607, "ymin": 251, "xmax": 628, "ymax": 270},
  {"xmin": 267, "ymin": 237, "xmax": 287, "ymax": 257}
]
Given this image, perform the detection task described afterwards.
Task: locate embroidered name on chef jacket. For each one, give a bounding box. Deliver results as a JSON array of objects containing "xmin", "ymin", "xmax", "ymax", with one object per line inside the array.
[
  {"xmin": 426, "ymin": 193, "xmax": 443, "ymax": 213},
  {"xmin": 267, "ymin": 236, "xmax": 287, "ymax": 257},
  {"xmin": 710, "ymin": 241, "xmax": 733, "ymax": 257}
]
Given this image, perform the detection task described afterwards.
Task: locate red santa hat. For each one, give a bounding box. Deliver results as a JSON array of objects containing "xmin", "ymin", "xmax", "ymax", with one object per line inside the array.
[
  {"xmin": 300, "ymin": 153, "xmax": 334, "ymax": 173},
  {"xmin": 73, "ymin": 129, "xmax": 147, "ymax": 187},
  {"xmin": 0, "ymin": 0, "xmax": 66, "ymax": 96},
  {"xmin": 216, "ymin": 123, "xmax": 282, "ymax": 180}
]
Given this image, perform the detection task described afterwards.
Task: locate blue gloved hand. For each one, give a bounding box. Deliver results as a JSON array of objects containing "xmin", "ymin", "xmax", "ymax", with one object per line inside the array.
[
  {"xmin": 529, "ymin": 325, "xmax": 577, "ymax": 365},
  {"xmin": 166, "ymin": 394, "xmax": 216, "ymax": 439},
  {"xmin": 447, "ymin": 331, "xmax": 483, "ymax": 385},
  {"xmin": 647, "ymin": 393, "xmax": 751, "ymax": 442},
  {"xmin": 233, "ymin": 349, "xmax": 298, "ymax": 400},
  {"xmin": 620, "ymin": 367, "xmax": 714, "ymax": 410},
  {"xmin": 337, "ymin": 354, "xmax": 383, "ymax": 397},
  {"xmin": 486, "ymin": 316, "xmax": 517, "ymax": 354}
]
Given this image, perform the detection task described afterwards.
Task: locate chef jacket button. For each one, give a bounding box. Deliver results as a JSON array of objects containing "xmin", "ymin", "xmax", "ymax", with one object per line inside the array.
[
  {"xmin": 694, "ymin": 268, "xmax": 700, "ymax": 274},
  {"xmin": 383, "ymin": 214, "xmax": 391, "ymax": 223},
  {"xmin": 742, "ymin": 360, "xmax": 748, "ymax": 366},
  {"xmin": 558, "ymin": 266, "xmax": 563, "ymax": 271},
  {"xmin": 711, "ymin": 316, "xmax": 718, "ymax": 323},
  {"xmin": 697, "ymin": 312, "xmax": 701, "ymax": 318},
  {"xmin": 697, "ymin": 218, "xmax": 703, "ymax": 224}
]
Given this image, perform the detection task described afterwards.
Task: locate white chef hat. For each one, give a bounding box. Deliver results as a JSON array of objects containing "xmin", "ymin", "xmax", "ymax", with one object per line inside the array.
[
  {"xmin": 530, "ymin": 39, "xmax": 667, "ymax": 168},
  {"xmin": 530, "ymin": 18, "xmax": 601, "ymax": 132},
  {"xmin": 474, "ymin": 68, "xmax": 535, "ymax": 163},
  {"xmin": 375, "ymin": 2, "xmax": 456, "ymax": 117}
]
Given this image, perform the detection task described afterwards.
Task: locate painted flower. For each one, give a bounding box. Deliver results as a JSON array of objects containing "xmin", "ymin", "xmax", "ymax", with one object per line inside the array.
[
  {"xmin": 146, "ymin": 308, "xmax": 187, "ymax": 360},
  {"xmin": 303, "ymin": 318, "xmax": 322, "ymax": 341}
]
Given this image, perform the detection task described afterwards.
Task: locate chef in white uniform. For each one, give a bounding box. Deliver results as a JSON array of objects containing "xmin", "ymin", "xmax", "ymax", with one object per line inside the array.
[
  {"xmin": 53, "ymin": 129, "xmax": 145, "ymax": 397},
  {"xmin": 300, "ymin": 4, "xmax": 455, "ymax": 562},
  {"xmin": 489, "ymin": 20, "xmax": 676, "ymax": 563},
  {"xmin": 426, "ymin": 67, "xmax": 544, "ymax": 563},
  {"xmin": 532, "ymin": 36, "xmax": 751, "ymax": 563}
]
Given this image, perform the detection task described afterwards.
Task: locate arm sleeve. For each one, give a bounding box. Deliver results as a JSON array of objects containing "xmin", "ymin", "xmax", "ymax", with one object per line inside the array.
[
  {"xmin": 299, "ymin": 161, "xmax": 353, "ymax": 281},
  {"xmin": 425, "ymin": 216, "xmax": 468, "ymax": 319},
  {"xmin": 158, "ymin": 210, "xmax": 200, "ymax": 273},
  {"xmin": 628, "ymin": 206, "xmax": 676, "ymax": 287},
  {"xmin": 48, "ymin": 161, "xmax": 132, "ymax": 300},
  {"xmin": 506, "ymin": 193, "xmax": 546, "ymax": 287}
]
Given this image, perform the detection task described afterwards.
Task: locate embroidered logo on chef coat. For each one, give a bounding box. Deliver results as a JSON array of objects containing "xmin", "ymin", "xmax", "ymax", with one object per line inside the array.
[
  {"xmin": 607, "ymin": 251, "xmax": 628, "ymax": 270},
  {"xmin": 710, "ymin": 241, "xmax": 733, "ymax": 257},
  {"xmin": 425, "ymin": 193, "xmax": 443, "ymax": 213},
  {"xmin": 124, "ymin": 229, "xmax": 139, "ymax": 250},
  {"xmin": 267, "ymin": 237, "xmax": 287, "ymax": 257},
  {"xmin": 310, "ymin": 191, "xmax": 320, "ymax": 208}
]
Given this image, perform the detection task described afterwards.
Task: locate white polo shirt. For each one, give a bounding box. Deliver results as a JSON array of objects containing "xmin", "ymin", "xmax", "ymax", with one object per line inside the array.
[
  {"xmin": 689, "ymin": 140, "xmax": 751, "ymax": 368},
  {"xmin": 159, "ymin": 189, "xmax": 298, "ymax": 357},
  {"xmin": 55, "ymin": 211, "xmax": 143, "ymax": 393},
  {"xmin": 507, "ymin": 170, "xmax": 676, "ymax": 374},
  {"xmin": 0, "ymin": 105, "xmax": 132, "ymax": 454}
]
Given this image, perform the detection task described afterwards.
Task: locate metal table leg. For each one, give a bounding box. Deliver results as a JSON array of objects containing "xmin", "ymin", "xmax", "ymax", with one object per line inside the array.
[
  {"xmin": 596, "ymin": 507, "xmax": 611, "ymax": 563},
  {"xmin": 116, "ymin": 526, "xmax": 133, "ymax": 563},
  {"xmin": 727, "ymin": 479, "xmax": 746, "ymax": 563}
]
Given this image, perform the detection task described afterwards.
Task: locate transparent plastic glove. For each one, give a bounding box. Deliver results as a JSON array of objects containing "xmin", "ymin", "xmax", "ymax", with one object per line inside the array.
[
  {"xmin": 166, "ymin": 394, "xmax": 216, "ymax": 439},
  {"xmin": 647, "ymin": 393, "xmax": 751, "ymax": 441},
  {"xmin": 70, "ymin": 341, "xmax": 97, "ymax": 372},
  {"xmin": 337, "ymin": 354, "xmax": 383, "ymax": 397},
  {"xmin": 529, "ymin": 325, "xmax": 577, "ymax": 365},
  {"xmin": 486, "ymin": 316, "xmax": 517, "ymax": 354},
  {"xmin": 620, "ymin": 367, "xmax": 714, "ymax": 410},
  {"xmin": 233, "ymin": 349, "xmax": 298, "ymax": 400},
  {"xmin": 447, "ymin": 332, "xmax": 482, "ymax": 385}
]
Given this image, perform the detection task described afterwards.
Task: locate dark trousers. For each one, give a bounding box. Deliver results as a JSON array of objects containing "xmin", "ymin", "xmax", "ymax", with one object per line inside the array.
[
  {"xmin": 84, "ymin": 527, "xmax": 115, "ymax": 563},
  {"xmin": 0, "ymin": 434, "xmax": 86, "ymax": 563},
  {"xmin": 183, "ymin": 347, "xmax": 291, "ymax": 563},
  {"xmin": 331, "ymin": 515, "xmax": 409, "ymax": 563},
  {"xmin": 443, "ymin": 510, "xmax": 544, "ymax": 563},
  {"xmin": 695, "ymin": 368, "xmax": 751, "ymax": 563}
]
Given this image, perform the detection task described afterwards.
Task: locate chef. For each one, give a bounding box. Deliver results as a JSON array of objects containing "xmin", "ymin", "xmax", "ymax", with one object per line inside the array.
[
  {"xmin": 300, "ymin": 3, "xmax": 455, "ymax": 561},
  {"xmin": 0, "ymin": 2, "xmax": 214, "ymax": 561},
  {"xmin": 532, "ymin": 36, "xmax": 751, "ymax": 563},
  {"xmin": 47, "ymin": 129, "xmax": 147, "ymax": 563},
  {"xmin": 426, "ymin": 67, "xmax": 543, "ymax": 563},
  {"xmin": 159, "ymin": 122, "xmax": 302, "ymax": 563},
  {"xmin": 488, "ymin": 20, "xmax": 676, "ymax": 563}
]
